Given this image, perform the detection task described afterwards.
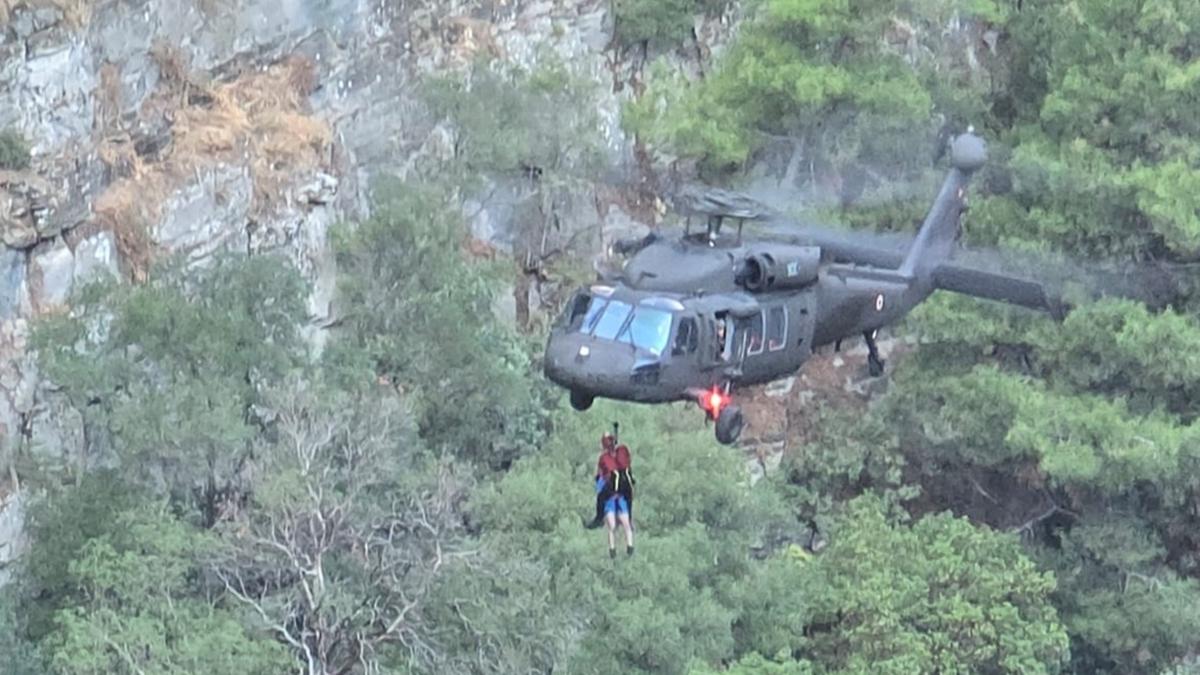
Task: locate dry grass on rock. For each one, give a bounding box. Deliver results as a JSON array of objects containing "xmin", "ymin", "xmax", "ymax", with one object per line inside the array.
[{"xmin": 92, "ymin": 47, "xmax": 332, "ymax": 279}]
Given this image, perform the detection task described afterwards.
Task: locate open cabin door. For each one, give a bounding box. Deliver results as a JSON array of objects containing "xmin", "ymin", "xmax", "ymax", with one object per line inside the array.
[{"xmin": 705, "ymin": 310, "xmax": 748, "ymax": 371}]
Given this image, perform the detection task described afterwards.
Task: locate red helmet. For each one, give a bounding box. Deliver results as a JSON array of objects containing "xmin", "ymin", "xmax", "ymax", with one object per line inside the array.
[{"xmin": 601, "ymin": 433, "xmax": 616, "ymax": 451}]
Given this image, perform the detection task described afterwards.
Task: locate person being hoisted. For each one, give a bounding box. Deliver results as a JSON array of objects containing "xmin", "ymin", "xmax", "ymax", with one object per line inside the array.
[{"xmin": 584, "ymin": 425, "xmax": 635, "ymax": 558}]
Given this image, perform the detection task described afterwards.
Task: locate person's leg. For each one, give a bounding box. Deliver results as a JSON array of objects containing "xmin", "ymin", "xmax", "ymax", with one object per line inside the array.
[
  {"xmin": 586, "ymin": 490, "xmax": 606, "ymax": 529},
  {"xmin": 586, "ymin": 479, "xmax": 612, "ymax": 529},
  {"xmin": 619, "ymin": 482, "xmax": 634, "ymax": 530},
  {"xmin": 617, "ymin": 497, "xmax": 633, "ymax": 555},
  {"xmin": 605, "ymin": 498, "xmax": 618, "ymax": 557}
]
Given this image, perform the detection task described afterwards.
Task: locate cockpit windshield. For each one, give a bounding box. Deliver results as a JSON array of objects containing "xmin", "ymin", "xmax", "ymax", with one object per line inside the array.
[
  {"xmin": 591, "ymin": 300, "xmax": 632, "ymax": 340},
  {"xmin": 561, "ymin": 293, "xmax": 676, "ymax": 356}
]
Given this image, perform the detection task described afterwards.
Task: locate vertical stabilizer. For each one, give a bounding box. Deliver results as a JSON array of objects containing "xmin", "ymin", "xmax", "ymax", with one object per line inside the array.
[{"xmin": 898, "ymin": 131, "xmax": 988, "ymax": 277}]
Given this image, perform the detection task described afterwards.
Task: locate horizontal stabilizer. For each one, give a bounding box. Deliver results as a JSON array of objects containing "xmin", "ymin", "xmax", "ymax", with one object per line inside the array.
[{"xmin": 932, "ymin": 264, "xmax": 1063, "ymax": 317}]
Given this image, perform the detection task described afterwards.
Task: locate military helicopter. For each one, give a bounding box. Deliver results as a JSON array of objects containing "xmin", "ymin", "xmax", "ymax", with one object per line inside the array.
[{"xmin": 542, "ymin": 130, "xmax": 1060, "ymax": 445}]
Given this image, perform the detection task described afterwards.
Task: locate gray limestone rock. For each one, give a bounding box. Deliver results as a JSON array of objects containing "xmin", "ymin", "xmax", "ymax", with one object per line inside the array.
[
  {"xmin": 73, "ymin": 231, "xmax": 119, "ymax": 285},
  {"xmin": 0, "ymin": 171, "xmax": 56, "ymax": 248},
  {"xmin": 28, "ymin": 385, "xmax": 85, "ymax": 466},
  {"xmin": 20, "ymin": 34, "xmax": 96, "ymax": 155},
  {"xmin": 9, "ymin": 9, "xmax": 37, "ymax": 40},
  {"xmin": 603, "ymin": 205, "xmax": 650, "ymax": 245},
  {"xmin": 155, "ymin": 165, "xmax": 252, "ymax": 263},
  {"xmin": 31, "ymin": 6, "xmax": 65, "ymax": 32},
  {"xmin": 32, "ymin": 158, "xmax": 105, "ymax": 242},
  {"xmin": 0, "ymin": 492, "xmax": 27, "ymax": 589},
  {"xmin": 32, "ymin": 243, "xmax": 74, "ymax": 308},
  {"xmin": 1, "ymin": 214, "xmax": 37, "ymax": 250},
  {"xmin": 0, "ymin": 250, "xmax": 28, "ymax": 320},
  {"xmin": 293, "ymin": 172, "xmax": 338, "ymax": 205},
  {"xmin": 0, "ymin": 318, "xmax": 35, "ymax": 499}
]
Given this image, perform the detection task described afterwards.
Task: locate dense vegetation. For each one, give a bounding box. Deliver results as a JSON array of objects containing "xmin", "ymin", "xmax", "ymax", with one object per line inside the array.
[{"xmin": 4, "ymin": 0, "xmax": 1200, "ymax": 673}]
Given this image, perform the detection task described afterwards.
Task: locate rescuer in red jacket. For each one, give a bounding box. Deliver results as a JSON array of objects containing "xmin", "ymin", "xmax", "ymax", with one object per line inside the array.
[{"xmin": 584, "ymin": 432, "xmax": 635, "ymax": 557}]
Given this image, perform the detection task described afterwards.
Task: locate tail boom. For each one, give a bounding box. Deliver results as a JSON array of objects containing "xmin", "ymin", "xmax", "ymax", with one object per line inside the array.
[{"xmin": 898, "ymin": 132, "xmax": 988, "ymax": 277}]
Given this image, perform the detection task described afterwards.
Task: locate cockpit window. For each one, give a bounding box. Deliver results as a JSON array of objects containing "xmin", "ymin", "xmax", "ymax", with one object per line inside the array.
[
  {"xmin": 591, "ymin": 300, "xmax": 633, "ymax": 340},
  {"xmin": 580, "ymin": 296, "xmax": 607, "ymax": 333},
  {"xmin": 617, "ymin": 307, "xmax": 674, "ymax": 356},
  {"xmin": 559, "ymin": 293, "xmax": 608, "ymax": 332},
  {"xmin": 565, "ymin": 295, "xmax": 677, "ymax": 355},
  {"xmin": 561, "ymin": 293, "xmax": 591, "ymax": 330}
]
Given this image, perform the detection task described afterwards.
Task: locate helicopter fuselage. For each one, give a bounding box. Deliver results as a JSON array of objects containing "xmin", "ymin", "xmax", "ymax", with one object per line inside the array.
[
  {"xmin": 542, "ymin": 232, "xmax": 929, "ymax": 413},
  {"xmin": 543, "ymin": 131, "xmax": 1014, "ymax": 445}
]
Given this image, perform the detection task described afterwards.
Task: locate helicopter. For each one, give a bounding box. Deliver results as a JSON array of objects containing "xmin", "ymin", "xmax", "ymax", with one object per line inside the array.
[{"xmin": 541, "ymin": 130, "xmax": 1062, "ymax": 445}]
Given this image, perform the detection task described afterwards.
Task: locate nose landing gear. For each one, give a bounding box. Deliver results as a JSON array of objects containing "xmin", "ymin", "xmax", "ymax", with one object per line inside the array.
[{"xmin": 570, "ymin": 389, "xmax": 594, "ymax": 411}]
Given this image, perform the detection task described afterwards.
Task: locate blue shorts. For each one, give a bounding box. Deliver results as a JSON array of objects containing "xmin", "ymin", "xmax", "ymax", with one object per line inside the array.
[{"xmin": 604, "ymin": 494, "xmax": 629, "ymax": 517}]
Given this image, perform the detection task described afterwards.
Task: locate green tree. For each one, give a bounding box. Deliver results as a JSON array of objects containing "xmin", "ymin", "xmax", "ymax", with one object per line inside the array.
[
  {"xmin": 774, "ymin": 402, "xmax": 914, "ymax": 536},
  {"xmin": 421, "ymin": 55, "xmax": 604, "ymax": 188},
  {"xmin": 1038, "ymin": 514, "xmax": 1200, "ymax": 674},
  {"xmin": 625, "ymin": 1, "xmax": 1200, "ymax": 672},
  {"xmin": 15, "ymin": 471, "xmax": 144, "ymax": 641},
  {"xmin": 973, "ymin": 0, "xmax": 1200, "ymax": 259},
  {"xmin": 613, "ymin": 0, "xmax": 731, "ymax": 51},
  {"xmin": 209, "ymin": 374, "xmax": 574, "ymax": 674},
  {"xmin": 421, "ymin": 54, "xmax": 607, "ymax": 318},
  {"xmin": 0, "ymin": 587, "xmax": 48, "ymax": 675},
  {"xmin": 799, "ymin": 495, "xmax": 1069, "ymax": 674},
  {"xmin": 31, "ymin": 253, "xmax": 307, "ymax": 524},
  {"xmin": 327, "ymin": 181, "xmax": 552, "ymax": 467},
  {"xmin": 625, "ymin": 0, "xmax": 1006, "ymax": 175},
  {"xmin": 471, "ymin": 400, "xmax": 798, "ymax": 674},
  {"xmin": 44, "ymin": 504, "xmax": 290, "ymax": 675},
  {"xmin": 690, "ymin": 650, "xmax": 815, "ymax": 674},
  {"xmin": 869, "ymin": 306, "xmax": 1200, "ymax": 673}
]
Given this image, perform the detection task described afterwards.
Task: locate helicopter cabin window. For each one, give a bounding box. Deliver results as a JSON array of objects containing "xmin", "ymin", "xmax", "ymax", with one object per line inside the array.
[
  {"xmin": 672, "ymin": 317, "xmax": 698, "ymax": 355},
  {"xmin": 746, "ymin": 312, "xmax": 766, "ymax": 356},
  {"xmin": 715, "ymin": 314, "xmax": 734, "ymax": 361},
  {"xmin": 766, "ymin": 306, "xmax": 787, "ymax": 351}
]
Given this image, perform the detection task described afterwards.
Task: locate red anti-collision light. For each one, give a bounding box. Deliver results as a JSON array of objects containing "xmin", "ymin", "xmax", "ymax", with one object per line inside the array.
[{"xmin": 702, "ymin": 386, "xmax": 729, "ymax": 416}]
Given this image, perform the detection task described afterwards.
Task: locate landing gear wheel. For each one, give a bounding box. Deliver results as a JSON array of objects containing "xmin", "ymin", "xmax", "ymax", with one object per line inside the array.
[
  {"xmin": 715, "ymin": 405, "xmax": 744, "ymax": 445},
  {"xmin": 569, "ymin": 390, "xmax": 594, "ymax": 411}
]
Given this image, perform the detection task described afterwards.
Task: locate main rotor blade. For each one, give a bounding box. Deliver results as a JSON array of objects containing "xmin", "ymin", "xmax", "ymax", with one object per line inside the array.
[
  {"xmin": 666, "ymin": 182, "xmax": 1188, "ymax": 313},
  {"xmin": 668, "ymin": 181, "xmax": 921, "ymax": 257},
  {"xmin": 752, "ymin": 215, "xmax": 913, "ymax": 268}
]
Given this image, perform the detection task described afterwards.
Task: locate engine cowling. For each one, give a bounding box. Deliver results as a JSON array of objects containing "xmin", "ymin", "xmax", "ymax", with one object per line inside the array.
[{"xmin": 737, "ymin": 246, "xmax": 820, "ymax": 292}]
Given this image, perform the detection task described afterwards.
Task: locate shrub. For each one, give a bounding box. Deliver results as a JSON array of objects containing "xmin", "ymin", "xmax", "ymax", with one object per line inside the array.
[{"xmin": 0, "ymin": 129, "xmax": 31, "ymax": 170}]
